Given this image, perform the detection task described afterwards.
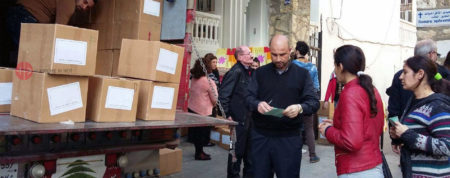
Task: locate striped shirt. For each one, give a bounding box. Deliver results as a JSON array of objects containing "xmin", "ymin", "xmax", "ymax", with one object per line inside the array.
[{"xmin": 400, "ymin": 93, "xmax": 450, "ymax": 178}]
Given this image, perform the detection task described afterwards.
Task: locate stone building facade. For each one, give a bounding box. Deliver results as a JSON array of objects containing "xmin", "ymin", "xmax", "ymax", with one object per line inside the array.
[
  {"xmin": 269, "ymin": 0, "xmax": 311, "ymax": 46},
  {"xmin": 416, "ymin": 0, "xmax": 450, "ymax": 60}
]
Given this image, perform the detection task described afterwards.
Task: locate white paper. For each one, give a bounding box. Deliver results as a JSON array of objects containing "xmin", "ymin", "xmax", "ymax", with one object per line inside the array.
[
  {"xmin": 156, "ymin": 48, "xmax": 179, "ymax": 75},
  {"xmin": 54, "ymin": 38, "xmax": 88, "ymax": 66},
  {"xmin": 222, "ymin": 135, "xmax": 230, "ymax": 145},
  {"xmin": 151, "ymin": 86, "xmax": 175, "ymax": 109},
  {"xmin": 0, "ymin": 163, "xmax": 18, "ymax": 178},
  {"xmin": 0, "ymin": 82, "xmax": 13, "ymax": 105},
  {"xmin": 143, "ymin": 0, "xmax": 161, "ymax": 17},
  {"xmin": 105, "ymin": 86, "xmax": 135, "ymax": 110},
  {"xmin": 210, "ymin": 131, "xmax": 220, "ymax": 141},
  {"xmin": 47, "ymin": 82, "xmax": 83, "ymax": 116}
]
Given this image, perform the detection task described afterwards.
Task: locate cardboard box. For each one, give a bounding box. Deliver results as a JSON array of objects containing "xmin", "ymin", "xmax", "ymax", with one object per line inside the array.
[
  {"xmin": 86, "ymin": 76, "xmax": 140, "ymax": 122},
  {"xmin": 116, "ymin": 40, "xmax": 184, "ymax": 83},
  {"xmin": 89, "ymin": 0, "xmax": 163, "ymax": 49},
  {"xmin": 0, "ymin": 68, "xmax": 14, "ymax": 113},
  {"xmin": 11, "ymin": 72, "xmax": 88, "ymax": 123},
  {"xmin": 210, "ymin": 128, "xmax": 221, "ymax": 145},
  {"xmin": 91, "ymin": 0, "xmax": 163, "ymax": 24},
  {"xmin": 137, "ymin": 81, "xmax": 179, "ymax": 121},
  {"xmin": 218, "ymin": 127, "xmax": 231, "ymax": 150},
  {"xmin": 96, "ymin": 50, "xmax": 120, "ymax": 76},
  {"xmin": 317, "ymin": 101, "xmax": 335, "ymax": 118},
  {"xmin": 90, "ymin": 21, "xmax": 161, "ymax": 50},
  {"xmin": 317, "ymin": 101, "xmax": 335, "ymax": 145},
  {"xmin": 18, "ymin": 23, "xmax": 98, "ymax": 76},
  {"xmin": 159, "ymin": 148, "xmax": 182, "ymax": 176}
]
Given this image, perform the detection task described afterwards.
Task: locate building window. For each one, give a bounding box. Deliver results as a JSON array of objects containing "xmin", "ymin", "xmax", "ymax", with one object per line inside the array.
[
  {"xmin": 197, "ymin": 0, "xmax": 215, "ymax": 12},
  {"xmin": 400, "ymin": 0, "xmax": 412, "ymax": 22}
]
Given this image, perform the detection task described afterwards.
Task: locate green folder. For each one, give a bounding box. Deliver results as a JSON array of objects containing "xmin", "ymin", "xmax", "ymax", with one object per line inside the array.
[{"xmin": 263, "ymin": 108, "xmax": 285, "ymax": 118}]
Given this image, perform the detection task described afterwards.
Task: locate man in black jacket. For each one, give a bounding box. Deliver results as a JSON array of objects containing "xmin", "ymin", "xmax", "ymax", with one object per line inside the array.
[
  {"xmin": 219, "ymin": 45, "xmax": 254, "ymax": 178},
  {"xmin": 246, "ymin": 35, "xmax": 319, "ymax": 177}
]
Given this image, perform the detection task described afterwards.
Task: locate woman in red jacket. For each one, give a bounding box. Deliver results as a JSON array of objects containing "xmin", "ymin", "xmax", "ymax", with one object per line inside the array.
[{"xmin": 319, "ymin": 45, "xmax": 385, "ymax": 177}]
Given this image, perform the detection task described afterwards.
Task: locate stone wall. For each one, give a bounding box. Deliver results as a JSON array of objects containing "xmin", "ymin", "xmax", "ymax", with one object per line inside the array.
[{"xmin": 268, "ymin": 0, "xmax": 310, "ymax": 47}]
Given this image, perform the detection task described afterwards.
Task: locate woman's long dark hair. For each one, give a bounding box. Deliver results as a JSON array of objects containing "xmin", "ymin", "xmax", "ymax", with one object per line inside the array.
[
  {"xmin": 405, "ymin": 55, "xmax": 450, "ymax": 96},
  {"xmin": 334, "ymin": 45, "xmax": 378, "ymax": 117},
  {"xmin": 190, "ymin": 54, "xmax": 216, "ymax": 79}
]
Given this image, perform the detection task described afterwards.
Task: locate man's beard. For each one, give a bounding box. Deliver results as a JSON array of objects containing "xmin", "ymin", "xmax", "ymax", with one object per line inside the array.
[{"xmin": 274, "ymin": 61, "xmax": 287, "ymax": 69}]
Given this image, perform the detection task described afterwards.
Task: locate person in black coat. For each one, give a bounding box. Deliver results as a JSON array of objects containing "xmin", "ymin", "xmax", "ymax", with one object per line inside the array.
[{"xmin": 219, "ymin": 45, "xmax": 254, "ymax": 178}]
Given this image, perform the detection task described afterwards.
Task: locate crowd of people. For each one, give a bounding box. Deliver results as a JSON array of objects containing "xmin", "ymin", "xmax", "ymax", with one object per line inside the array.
[{"xmin": 188, "ymin": 35, "xmax": 450, "ymax": 178}]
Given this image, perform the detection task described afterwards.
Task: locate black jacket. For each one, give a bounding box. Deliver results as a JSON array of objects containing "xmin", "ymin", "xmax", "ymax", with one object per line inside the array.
[
  {"xmin": 386, "ymin": 70, "xmax": 413, "ymax": 118},
  {"xmin": 246, "ymin": 62, "xmax": 319, "ymax": 136},
  {"xmin": 218, "ymin": 62, "xmax": 252, "ymax": 122}
]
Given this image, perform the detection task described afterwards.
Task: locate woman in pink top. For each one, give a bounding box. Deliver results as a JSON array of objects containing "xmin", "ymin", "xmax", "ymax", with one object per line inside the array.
[{"xmin": 188, "ymin": 56, "xmax": 218, "ymax": 160}]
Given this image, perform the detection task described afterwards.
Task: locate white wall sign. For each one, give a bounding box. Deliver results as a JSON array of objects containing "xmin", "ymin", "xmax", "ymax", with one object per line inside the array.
[
  {"xmin": 47, "ymin": 82, "xmax": 83, "ymax": 116},
  {"xmin": 54, "ymin": 38, "xmax": 88, "ymax": 66},
  {"xmin": 151, "ymin": 86, "xmax": 175, "ymax": 109},
  {"xmin": 156, "ymin": 48, "xmax": 178, "ymax": 75},
  {"xmin": 105, "ymin": 86, "xmax": 135, "ymax": 110},
  {"xmin": 0, "ymin": 82, "xmax": 13, "ymax": 105},
  {"xmin": 417, "ymin": 9, "xmax": 450, "ymax": 27}
]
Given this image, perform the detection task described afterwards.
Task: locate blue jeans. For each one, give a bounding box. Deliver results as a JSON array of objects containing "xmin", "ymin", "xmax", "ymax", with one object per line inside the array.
[
  {"xmin": 338, "ymin": 164, "xmax": 383, "ymax": 178},
  {"xmin": 251, "ymin": 129, "xmax": 302, "ymax": 178}
]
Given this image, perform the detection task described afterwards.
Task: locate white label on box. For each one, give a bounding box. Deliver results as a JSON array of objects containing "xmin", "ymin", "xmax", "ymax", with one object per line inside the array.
[
  {"xmin": 47, "ymin": 82, "xmax": 83, "ymax": 116},
  {"xmin": 222, "ymin": 135, "xmax": 230, "ymax": 145},
  {"xmin": 151, "ymin": 86, "xmax": 174, "ymax": 109},
  {"xmin": 143, "ymin": 0, "xmax": 161, "ymax": 17},
  {"xmin": 0, "ymin": 163, "xmax": 18, "ymax": 178},
  {"xmin": 156, "ymin": 48, "xmax": 178, "ymax": 75},
  {"xmin": 0, "ymin": 82, "xmax": 12, "ymax": 105},
  {"xmin": 210, "ymin": 131, "xmax": 220, "ymax": 141},
  {"xmin": 105, "ymin": 86, "xmax": 135, "ymax": 110},
  {"xmin": 318, "ymin": 116, "xmax": 328, "ymax": 139},
  {"xmin": 54, "ymin": 38, "xmax": 88, "ymax": 66}
]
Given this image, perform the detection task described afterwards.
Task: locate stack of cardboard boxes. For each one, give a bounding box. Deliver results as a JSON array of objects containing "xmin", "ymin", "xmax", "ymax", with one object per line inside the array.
[
  {"xmin": 11, "ymin": 24, "xmax": 98, "ymax": 123},
  {"xmin": 88, "ymin": 0, "xmax": 183, "ymax": 121},
  {"xmin": 211, "ymin": 125, "xmax": 231, "ymax": 150},
  {"xmin": 89, "ymin": 0, "xmax": 163, "ymax": 76}
]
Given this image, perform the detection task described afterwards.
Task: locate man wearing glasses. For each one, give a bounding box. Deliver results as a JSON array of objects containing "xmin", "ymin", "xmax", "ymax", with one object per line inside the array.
[{"xmin": 219, "ymin": 45, "xmax": 255, "ymax": 178}]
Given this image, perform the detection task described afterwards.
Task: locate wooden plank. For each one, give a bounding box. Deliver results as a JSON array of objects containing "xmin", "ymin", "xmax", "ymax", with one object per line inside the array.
[{"xmin": 0, "ymin": 111, "xmax": 236, "ymax": 135}]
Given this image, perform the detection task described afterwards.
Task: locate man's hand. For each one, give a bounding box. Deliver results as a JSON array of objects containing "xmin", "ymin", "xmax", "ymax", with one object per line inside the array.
[
  {"xmin": 227, "ymin": 116, "xmax": 233, "ymax": 121},
  {"xmin": 392, "ymin": 144, "xmax": 401, "ymax": 154},
  {"xmin": 257, "ymin": 102, "xmax": 273, "ymax": 114},
  {"xmin": 282, "ymin": 104, "xmax": 301, "ymax": 118}
]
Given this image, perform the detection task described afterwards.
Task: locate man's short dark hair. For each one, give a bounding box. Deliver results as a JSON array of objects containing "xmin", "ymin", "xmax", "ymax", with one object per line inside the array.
[{"xmin": 295, "ymin": 41, "xmax": 309, "ymax": 56}]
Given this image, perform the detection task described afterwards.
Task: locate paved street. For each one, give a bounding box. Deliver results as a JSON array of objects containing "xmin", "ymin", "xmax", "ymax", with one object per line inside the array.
[{"xmin": 165, "ymin": 132, "xmax": 403, "ymax": 178}]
